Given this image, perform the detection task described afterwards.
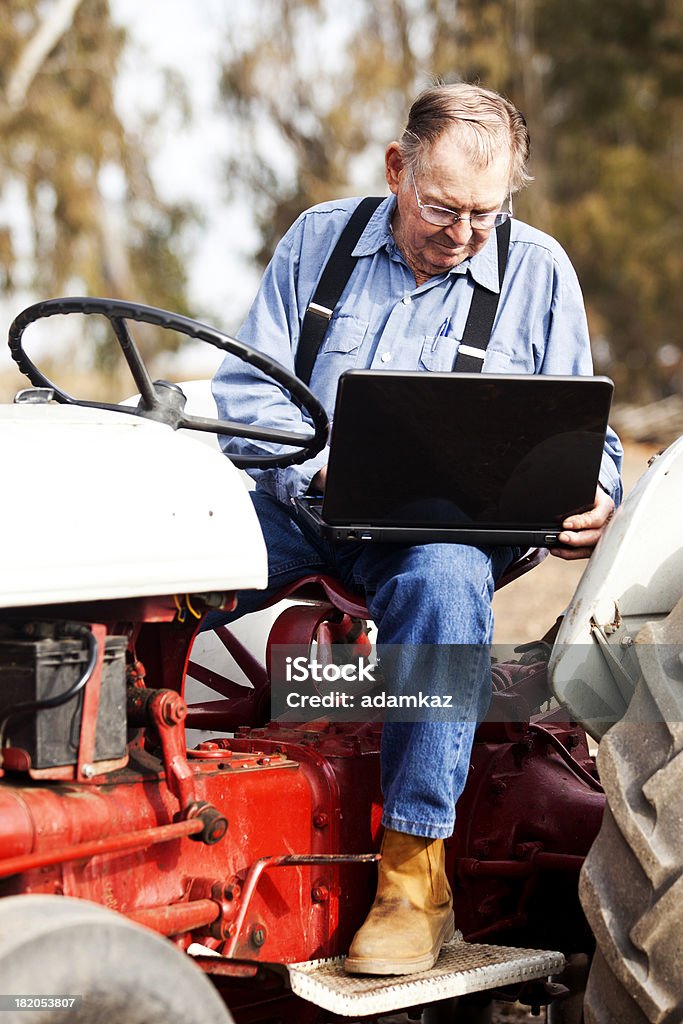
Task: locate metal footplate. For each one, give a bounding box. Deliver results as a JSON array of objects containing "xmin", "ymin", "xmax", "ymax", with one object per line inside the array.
[{"xmin": 287, "ymin": 934, "xmax": 565, "ymax": 1017}]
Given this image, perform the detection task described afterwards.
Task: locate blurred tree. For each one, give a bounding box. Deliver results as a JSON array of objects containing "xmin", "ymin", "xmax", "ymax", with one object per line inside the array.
[
  {"xmin": 219, "ymin": 0, "xmax": 449, "ymax": 266},
  {"xmin": 456, "ymin": 0, "xmax": 683, "ymax": 399},
  {"xmin": 0, "ymin": 0, "xmax": 195, "ymax": 369},
  {"xmin": 219, "ymin": 0, "xmax": 683, "ymax": 401}
]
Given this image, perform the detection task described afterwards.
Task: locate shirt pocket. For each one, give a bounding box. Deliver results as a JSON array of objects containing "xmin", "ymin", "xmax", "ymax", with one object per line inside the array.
[
  {"xmin": 318, "ymin": 314, "xmax": 368, "ymax": 357},
  {"xmin": 483, "ymin": 345, "xmax": 536, "ymax": 373},
  {"xmin": 418, "ymin": 334, "xmax": 459, "ymax": 372}
]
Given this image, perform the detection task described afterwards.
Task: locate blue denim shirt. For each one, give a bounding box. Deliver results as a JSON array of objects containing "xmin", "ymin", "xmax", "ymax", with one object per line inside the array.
[{"xmin": 213, "ymin": 196, "xmax": 623, "ymax": 504}]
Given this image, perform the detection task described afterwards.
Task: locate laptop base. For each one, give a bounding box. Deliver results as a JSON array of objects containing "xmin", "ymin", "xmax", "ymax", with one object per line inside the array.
[{"xmin": 293, "ymin": 497, "xmax": 564, "ymax": 548}]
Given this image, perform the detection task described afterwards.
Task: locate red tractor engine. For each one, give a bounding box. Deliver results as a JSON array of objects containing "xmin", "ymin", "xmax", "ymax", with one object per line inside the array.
[{"xmin": 0, "ymin": 593, "xmax": 602, "ymax": 1024}]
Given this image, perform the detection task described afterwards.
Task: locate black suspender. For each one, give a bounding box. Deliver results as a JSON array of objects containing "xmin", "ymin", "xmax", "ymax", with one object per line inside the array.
[
  {"xmin": 451, "ymin": 217, "xmax": 511, "ymax": 372},
  {"xmin": 295, "ymin": 197, "xmax": 384, "ymax": 385},
  {"xmin": 295, "ymin": 198, "xmax": 511, "ymax": 385}
]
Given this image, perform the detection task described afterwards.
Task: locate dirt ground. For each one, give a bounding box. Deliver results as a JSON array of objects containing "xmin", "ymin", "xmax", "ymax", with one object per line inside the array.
[
  {"xmin": 368, "ymin": 998, "xmax": 564, "ymax": 1022},
  {"xmin": 492, "ymin": 440, "xmax": 659, "ymax": 645}
]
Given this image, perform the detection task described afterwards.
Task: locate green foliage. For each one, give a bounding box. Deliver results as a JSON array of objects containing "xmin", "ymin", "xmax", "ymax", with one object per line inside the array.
[
  {"xmin": 219, "ymin": 0, "xmax": 683, "ymax": 401},
  {"xmin": 219, "ymin": 0, "xmax": 433, "ymax": 263},
  {"xmin": 0, "ymin": 0, "xmax": 194, "ymax": 368}
]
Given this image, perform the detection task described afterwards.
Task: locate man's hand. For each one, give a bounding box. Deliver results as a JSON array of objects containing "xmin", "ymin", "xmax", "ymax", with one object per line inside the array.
[{"xmin": 550, "ymin": 485, "xmax": 615, "ymax": 561}]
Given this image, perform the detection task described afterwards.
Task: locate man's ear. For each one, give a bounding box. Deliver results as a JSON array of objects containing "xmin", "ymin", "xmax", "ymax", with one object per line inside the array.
[{"xmin": 385, "ymin": 142, "xmax": 403, "ymax": 195}]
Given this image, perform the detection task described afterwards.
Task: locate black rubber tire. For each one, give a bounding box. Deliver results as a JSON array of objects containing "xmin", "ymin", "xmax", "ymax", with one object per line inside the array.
[
  {"xmin": 0, "ymin": 895, "xmax": 234, "ymax": 1024},
  {"xmin": 580, "ymin": 598, "xmax": 683, "ymax": 1024}
]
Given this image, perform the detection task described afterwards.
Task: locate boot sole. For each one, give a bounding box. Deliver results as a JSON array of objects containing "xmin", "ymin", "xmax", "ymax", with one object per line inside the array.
[{"xmin": 343, "ymin": 912, "xmax": 456, "ymax": 976}]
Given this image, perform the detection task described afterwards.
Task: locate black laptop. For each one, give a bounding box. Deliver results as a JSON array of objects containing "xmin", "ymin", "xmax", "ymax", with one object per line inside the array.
[{"xmin": 292, "ymin": 371, "xmax": 614, "ymax": 547}]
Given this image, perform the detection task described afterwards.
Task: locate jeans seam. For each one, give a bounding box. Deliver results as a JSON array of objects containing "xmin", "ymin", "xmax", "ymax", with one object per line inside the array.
[
  {"xmin": 268, "ymin": 557, "xmax": 328, "ymax": 578},
  {"xmin": 381, "ymin": 813, "xmax": 454, "ymax": 839}
]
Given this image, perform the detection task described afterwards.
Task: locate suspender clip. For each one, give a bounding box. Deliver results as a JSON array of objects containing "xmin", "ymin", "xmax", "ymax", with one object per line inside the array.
[
  {"xmin": 307, "ymin": 302, "xmax": 333, "ymax": 320},
  {"xmin": 457, "ymin": 344, "xmax": 487, "ymax": 359}
]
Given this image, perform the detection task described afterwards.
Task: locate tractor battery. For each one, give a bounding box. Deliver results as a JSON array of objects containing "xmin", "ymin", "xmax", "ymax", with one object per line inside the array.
[{"xmin": 0, "ymin": 631, "xmax": 127, "ymax": 769}]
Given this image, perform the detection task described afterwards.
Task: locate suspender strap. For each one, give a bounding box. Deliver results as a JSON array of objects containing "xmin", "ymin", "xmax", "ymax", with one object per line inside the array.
[
  {"xmin": 451, "ymin": 217, "xmax": 512, "ymax": 372},
  {"xmin": 296, "ymin": 201, "xmax": 511, "ymax": 383},
  {"xmin": 295, "ymin": 196, "xmax": 384, "ymax": 385}
]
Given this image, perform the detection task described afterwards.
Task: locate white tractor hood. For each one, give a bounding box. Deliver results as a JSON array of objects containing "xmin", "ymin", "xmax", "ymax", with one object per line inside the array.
[
  {"xmin": 550, "ymin": 434, "xmax": 683, "ymax": 739},
  {"xmin": 0, "ymin": 403, "xmax": 267, "ymax": 608}
]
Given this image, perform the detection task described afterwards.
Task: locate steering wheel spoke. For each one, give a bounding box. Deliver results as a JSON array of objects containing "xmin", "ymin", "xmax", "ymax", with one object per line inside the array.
[
  {"xmin": 180, "ymin": 412, "xmax": 316, "ymax": 446},
  {"xmin": 109, "ymin": 316, "xmax": 157, "ymax": 407},
  {"xmin": 8, "ymin": 297, "xmax": 329, "ymax": 469}
]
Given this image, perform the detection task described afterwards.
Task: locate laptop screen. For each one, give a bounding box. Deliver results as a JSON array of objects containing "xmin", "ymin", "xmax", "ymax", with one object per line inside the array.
[{"xmin": 321, "ymin": 372, "xmax": 613, "ymax": 529}]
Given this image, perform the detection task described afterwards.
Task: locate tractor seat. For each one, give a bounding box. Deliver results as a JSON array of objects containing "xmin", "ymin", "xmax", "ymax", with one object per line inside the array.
[
  {"xmin": 260, "ymin": 546, "xmax": 547, "ymax": 618},
  {"xmin": 255, "ymin": 574, "xmax": 370, "ymax": 618}
]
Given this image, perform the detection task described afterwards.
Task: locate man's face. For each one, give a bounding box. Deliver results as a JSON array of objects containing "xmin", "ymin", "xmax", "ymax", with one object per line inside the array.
[{"xmin": 385, "ymin": 128, "xmax": 511, "ymax": 282}]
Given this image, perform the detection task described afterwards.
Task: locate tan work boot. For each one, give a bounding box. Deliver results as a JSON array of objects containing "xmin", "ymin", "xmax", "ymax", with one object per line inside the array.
[{"xmin": 344, "ymin": 828, "xmax": 455, "ymax": 975}]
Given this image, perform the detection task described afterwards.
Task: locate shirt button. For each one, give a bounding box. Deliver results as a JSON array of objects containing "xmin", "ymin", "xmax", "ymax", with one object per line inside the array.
[
  {"xmin": 380, "ymin": 352, "xmax": 392, "ymax": 363},
  {"xmin": 402, "ymin": 295, "xmax": 412, "ymax": 305}
]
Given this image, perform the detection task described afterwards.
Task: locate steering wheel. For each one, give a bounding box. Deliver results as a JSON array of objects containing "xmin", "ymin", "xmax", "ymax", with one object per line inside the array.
[{"xmin": 8, "ymin": 297, "xmax": 329, "ymax": 469}]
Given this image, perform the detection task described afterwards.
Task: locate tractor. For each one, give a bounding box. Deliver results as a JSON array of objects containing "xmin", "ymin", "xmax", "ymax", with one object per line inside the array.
[{"xmin": 0, "ymin": 298, "xmax": 680, "ymax": 1024}]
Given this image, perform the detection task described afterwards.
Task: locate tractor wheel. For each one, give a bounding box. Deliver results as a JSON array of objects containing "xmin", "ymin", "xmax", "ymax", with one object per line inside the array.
[
  {"xmin": 0, "ymin": 894, "xmax": 234, "ymax": 1024},
  {"xmin": 580, "ymin": 597, "xmax": 683, "ymax": 1024}
]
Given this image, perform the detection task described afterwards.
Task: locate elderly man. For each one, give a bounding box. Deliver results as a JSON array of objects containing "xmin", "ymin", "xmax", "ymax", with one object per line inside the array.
[{"xmin": 212, "ymin": 83, "xmax": 623, "ymax": 975}]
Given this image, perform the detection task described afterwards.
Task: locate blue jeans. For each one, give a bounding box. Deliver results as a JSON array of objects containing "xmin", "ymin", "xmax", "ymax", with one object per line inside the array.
[{"xmin": 206, "ymin": 490, "xmax": 518, "ymax": 839}]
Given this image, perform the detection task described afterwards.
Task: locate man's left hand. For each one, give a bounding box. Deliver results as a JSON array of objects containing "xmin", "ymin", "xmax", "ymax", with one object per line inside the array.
[{"xmin": 550, "ymin": 486, "xmax": 615, "ymax": 561}]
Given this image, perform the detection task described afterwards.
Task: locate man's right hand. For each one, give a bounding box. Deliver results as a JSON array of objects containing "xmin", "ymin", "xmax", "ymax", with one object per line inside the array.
[{"xmin": 550, "ymin": 485, "xmax": 615, "ymax": 560}]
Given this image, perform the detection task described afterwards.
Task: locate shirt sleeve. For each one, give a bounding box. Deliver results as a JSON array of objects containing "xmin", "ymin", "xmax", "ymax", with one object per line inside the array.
[
  {"xmin": 211, "ymin": 214, "xmax": 330, "ymax": 501},
  {"xmin": 598, "ymin": 431, "xmax": 623, "ymax": 507}
]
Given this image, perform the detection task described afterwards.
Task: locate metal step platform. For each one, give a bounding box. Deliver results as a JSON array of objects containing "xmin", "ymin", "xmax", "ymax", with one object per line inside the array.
[{"xmin": 287, "ymin": 934, "xmax": 565, "ymax": 1017}]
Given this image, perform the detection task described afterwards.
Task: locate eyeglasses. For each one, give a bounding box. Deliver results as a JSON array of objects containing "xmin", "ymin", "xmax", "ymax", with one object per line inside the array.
[{"xmin": 411, "ymin": 172, "xmax": 512, "ymax": 230}]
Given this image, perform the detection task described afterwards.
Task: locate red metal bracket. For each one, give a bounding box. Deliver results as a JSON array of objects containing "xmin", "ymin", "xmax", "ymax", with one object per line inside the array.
[
  {"xmin": 221, "ymin": 852, "xmax": 379, "ymax": 959},
  {"xmin": 148, "ymin": 689, "xmax": 196, "ymax": 810}
]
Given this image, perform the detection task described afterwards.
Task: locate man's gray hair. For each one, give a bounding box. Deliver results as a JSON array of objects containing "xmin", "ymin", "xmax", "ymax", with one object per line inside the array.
[{"xmin": 399, "ymin": 83, "xmax": 532, "ymax": 193}]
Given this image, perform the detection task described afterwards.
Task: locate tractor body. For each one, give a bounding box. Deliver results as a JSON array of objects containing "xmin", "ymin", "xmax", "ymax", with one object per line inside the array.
[
  {"xmin": 1, "ymin": 303, "xmax": 680, "ymax": 1022},
  {"xmin": 0, "ymin": 394, "xmax": 604, "ymax": 1021}
]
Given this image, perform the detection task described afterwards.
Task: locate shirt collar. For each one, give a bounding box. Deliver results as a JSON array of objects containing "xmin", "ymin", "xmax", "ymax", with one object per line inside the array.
[
  {"xmin": 353, "ymin": 194, "xmax": 503, "ymax": 293},
  {"xmin": 461, "ymin": 230, "xmax": 502, "ymax": 292},
  {"xmin": 353, "ymin": 195, "xmax": 396, "ymax": 257}
]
